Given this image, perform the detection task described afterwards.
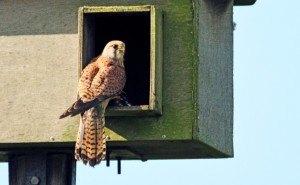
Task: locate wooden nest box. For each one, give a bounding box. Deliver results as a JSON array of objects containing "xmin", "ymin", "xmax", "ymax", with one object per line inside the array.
[{"xmin": 0, "ymin": 0, "xmax": 256, "ymax": 163}]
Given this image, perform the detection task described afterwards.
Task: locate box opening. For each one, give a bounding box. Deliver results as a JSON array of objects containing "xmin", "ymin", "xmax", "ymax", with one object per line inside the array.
[
  {"xmin": 83, "ymin": 12, "xmax": 150, "ymax": 106},
  {"xmin": 79, "ymin": 6, "xmax": 162, "ymax": 116}
]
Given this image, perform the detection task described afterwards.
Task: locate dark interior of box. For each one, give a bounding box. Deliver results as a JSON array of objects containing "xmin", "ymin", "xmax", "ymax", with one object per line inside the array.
[{"xmin": 84, "ymin": 12, "xmax": 150, "ymax": 106}]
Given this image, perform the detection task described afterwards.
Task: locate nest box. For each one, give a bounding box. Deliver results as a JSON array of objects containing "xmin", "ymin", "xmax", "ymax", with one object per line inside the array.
[{"xmin": 0, "ymin": 0, "xmax": 256, "ymax": 162}]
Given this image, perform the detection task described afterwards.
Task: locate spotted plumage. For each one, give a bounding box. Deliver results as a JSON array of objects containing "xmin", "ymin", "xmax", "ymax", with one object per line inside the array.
[{"xmin": 60, "ymin": 40, "xmax": 126, "ymax": 167}]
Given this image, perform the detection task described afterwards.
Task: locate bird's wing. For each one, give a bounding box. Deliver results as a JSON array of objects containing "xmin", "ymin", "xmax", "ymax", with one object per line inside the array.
[
  {"xmin": 78, "ymin": 58, "xmax": 101, "ymax": 102},
  {"xmin": 59, "ymin": 57, "xmax": 108, "ymax": 119},
  {"xmin": 59, "ymin": 56, "xmax": 125, "ymax": 119}
]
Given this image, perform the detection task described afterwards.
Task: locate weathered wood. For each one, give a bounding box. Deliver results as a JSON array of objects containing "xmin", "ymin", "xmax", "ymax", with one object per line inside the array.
[
  {"xmin": 9, "ymin": 154, "xmax": 47, "ymax": 185},
  {"xmin": 78, "ymin": 5, "xmax": 162, "ymax": 116},
  {"xmin": 9, "ymin": 153, "xmax": 76, "ymax": 185},
  {"xmin": 196, "ymin": 0, "xmax": 234, "ymax": 156},
  {"xmin": 0, "ymin": 0, "xmax": 199, "ymax": 145},
  {"xmin": 0, "ymin": 0, "xmax": 257, "ymax": 161},
  {"xmin": 47, "ymin": 154, "xmax": 76, "ymax": 185}
]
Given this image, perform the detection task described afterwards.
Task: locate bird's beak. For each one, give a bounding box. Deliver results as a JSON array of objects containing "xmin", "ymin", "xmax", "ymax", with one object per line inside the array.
[{"xmin": 118, "ymin": 44, "xmax": 125, "ymax": 52}]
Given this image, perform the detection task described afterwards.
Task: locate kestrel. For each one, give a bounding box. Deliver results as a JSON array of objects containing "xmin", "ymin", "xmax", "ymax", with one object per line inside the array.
[{"xmin": 60, "ymin": 40, "xmax": 126, "ymax": 167}]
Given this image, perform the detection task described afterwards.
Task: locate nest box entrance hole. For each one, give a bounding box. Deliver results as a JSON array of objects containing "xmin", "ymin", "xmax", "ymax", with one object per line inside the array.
[
  {"xmin": 81, "ymin": 11, "xmax": 150, "ymax": 105},
  {"xmin": 79, "ymin": 6, "xmax": 162, "ymax": 115}
]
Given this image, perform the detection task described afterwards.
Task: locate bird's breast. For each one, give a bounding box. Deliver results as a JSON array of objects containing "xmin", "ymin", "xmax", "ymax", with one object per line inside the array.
[{"xmin": 92, "ymin": 65, "xmax": 126, "ymax": 96}]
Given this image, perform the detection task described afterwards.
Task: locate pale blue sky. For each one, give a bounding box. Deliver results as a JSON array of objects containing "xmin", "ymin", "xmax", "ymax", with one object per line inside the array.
[{"xmin": 1, "ymin": 1, "xmax": 300, "ymax": 184}]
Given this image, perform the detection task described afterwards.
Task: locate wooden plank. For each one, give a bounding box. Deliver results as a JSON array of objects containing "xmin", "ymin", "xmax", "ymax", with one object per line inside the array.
[
  {"xmin": 195, "ymin": 0, "xmax": 234, "ymax": 156},
  {"xmin": 9, "ymin": 154, "xmax": 47, "ymax": 185},
  {"xmin": 149, "ymin": 5, "xmax": 163, "ymax": 115},
  {"xmin": 47, "ymin": 154, "xmax": 76, "ymax": 185},
  {"xmin": 82, "ymin": 5, "xmax": 152, "ymax": 13},
  {"xmin": 9, "ymin": 153, "xmax": 76, "ymax": 185}
]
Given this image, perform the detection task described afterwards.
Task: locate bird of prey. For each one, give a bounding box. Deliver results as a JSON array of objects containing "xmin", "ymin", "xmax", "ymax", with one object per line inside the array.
[{"xmin": 59, "ymin": 40, "xmax": 126, "ymax": 167}]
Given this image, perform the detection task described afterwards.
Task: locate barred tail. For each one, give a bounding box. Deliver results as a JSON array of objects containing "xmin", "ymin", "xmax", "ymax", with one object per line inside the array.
[{"xmin": 74, "ymin": 99, "xmax": 111, "ymax": 167}]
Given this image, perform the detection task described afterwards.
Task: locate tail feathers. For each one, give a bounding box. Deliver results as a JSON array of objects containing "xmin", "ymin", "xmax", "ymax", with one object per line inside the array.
[
  {"xmin": 59, "ymin": 98, "xmax": 100, "ymax": 119},
  {"xmin": 74, "ymin": 106, "xmax": 106, "ymax": 167}
]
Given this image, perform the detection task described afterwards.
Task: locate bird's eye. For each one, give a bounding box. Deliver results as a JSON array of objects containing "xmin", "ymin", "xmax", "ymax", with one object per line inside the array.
[{"xmin": 112, "ymin": 44, "xmax": 118, "ymax": 49}]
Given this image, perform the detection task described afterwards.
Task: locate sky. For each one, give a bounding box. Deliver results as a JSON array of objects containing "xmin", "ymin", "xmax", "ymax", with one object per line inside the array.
[{"xmin": 1, "ymin": 0, "xmax": 300, "ymax": 184}]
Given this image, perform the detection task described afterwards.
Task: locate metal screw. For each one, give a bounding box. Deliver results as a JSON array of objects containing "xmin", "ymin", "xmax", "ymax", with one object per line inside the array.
[
  {"xmin": 49, "ymin": 136, "xmax": 55, "ymax": 141},
  {"xmin": 30, "ymin": 176, "xmax": 39, "ymax": 185}
]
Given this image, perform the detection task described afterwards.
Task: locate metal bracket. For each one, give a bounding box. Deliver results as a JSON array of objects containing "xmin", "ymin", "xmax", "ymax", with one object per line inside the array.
[{"xmin": 105, "ymin": 147, "xmax": 147, "ymax": 174}]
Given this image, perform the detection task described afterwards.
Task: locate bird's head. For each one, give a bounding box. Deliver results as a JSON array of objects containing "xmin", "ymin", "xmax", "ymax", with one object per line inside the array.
[{"xmin": 102, "ymin": 40, "xmax": 125, "ymax": 67}]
